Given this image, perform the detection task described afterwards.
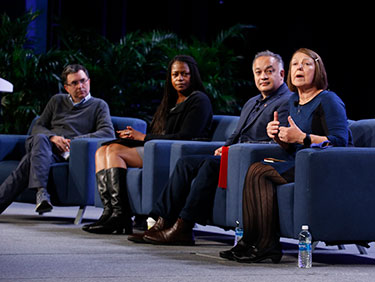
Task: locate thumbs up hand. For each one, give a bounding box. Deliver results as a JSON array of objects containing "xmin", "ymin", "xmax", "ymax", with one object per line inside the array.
[
  {"xmin": 266, "ymin": 111, "xmax": 280, "ymax": 139},
  {"xmin": 273, "ymin": 111, "xmax": 278, "ymax": 121},
  {"xmin": 278, "ymin": 116, "xmax": 305, "ymax": 143}
]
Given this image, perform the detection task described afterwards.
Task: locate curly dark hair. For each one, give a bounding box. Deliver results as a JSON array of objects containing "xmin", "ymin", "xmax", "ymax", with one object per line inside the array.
[{"xmin": 150, "ymin": 55, "xmax": 206, "ymax": 134}]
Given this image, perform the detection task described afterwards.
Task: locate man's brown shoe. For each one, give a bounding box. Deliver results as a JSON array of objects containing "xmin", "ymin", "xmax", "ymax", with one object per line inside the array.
[
  {"xmin": 143, "ymin": 218, "xmax": 194, "ymax": 246},
  {"xmin": 128, "ymin": 217, "xmax": 172, "ymax": 243}
]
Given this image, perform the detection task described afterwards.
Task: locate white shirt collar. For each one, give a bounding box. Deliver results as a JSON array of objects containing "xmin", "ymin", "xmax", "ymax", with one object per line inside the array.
[{"xmin": 69, "ymin": 93, "xmax": 91, "ymax": 106}]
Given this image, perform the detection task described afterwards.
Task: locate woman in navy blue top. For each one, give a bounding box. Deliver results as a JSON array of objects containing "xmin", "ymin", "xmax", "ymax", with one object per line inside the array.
[
  {"xmin": 287, "ymin": 90, "xmax": 350, "ymax": 148},
  {"xmin": 220, "ymin": 48, "xmax": 351, "ymax": 263},
  {"xmin": 264, "ymin": 88, "xmax": 352, "ymax": 178}
]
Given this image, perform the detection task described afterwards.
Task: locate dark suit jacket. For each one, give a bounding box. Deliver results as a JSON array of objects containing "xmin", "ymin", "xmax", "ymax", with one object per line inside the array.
[{"xmin": 225, "ymin": 83, "xmax": 292, "ymax": 146}]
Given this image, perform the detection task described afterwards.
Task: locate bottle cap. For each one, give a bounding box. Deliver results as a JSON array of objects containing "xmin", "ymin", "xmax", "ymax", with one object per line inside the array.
[
  {"xmin": 147, "ymin": 217, "xmax": 156, "ymax": 230},
  {"xmin": 302, "ymin": 225, "xmax": 309, "ymax": 230}
]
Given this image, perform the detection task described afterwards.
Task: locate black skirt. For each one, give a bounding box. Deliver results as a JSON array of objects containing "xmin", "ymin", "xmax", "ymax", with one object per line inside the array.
[{"xmin": 101, "ymin": 138, "xmax": 145, "ymax": 148}]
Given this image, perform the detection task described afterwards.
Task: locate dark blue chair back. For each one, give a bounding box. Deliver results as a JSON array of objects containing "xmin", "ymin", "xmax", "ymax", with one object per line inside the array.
[
  {"xmin": 111, "ymin": 116, "xmax": 147, "ymax": 134},
  {"xmin": 27, "ymin": 116, "xmax": 147, "ymax": 136},
  {"xmin": 349, "ymin": 119, "xmax": 375, "ymax": 147},
  {"xmin": 210, "ymin": 115, "xmax": 239, "ymax": 141}
]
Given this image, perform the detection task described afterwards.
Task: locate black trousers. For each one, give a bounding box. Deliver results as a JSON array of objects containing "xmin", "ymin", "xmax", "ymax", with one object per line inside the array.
[
  {"xmin": 0, "ymin": 134, "xmax": 64, "ymax": 213},
  {"xmin": 151, "ymin": 155, "xmax": 221, "ymax": 224}
]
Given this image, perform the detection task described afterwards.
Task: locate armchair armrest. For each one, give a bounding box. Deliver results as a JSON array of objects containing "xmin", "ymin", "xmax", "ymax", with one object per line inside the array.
[
  {"xmin": 294, "ymin": 147, "xmax": 375, "ymax": 241},
  {"xmin": 169, "ymin": 141, "xmax": 225, "ymax": 173},
  {"xmin": 226, "ymin": 143, "xmax": 289, "ymax": 227},
  {"xmin": 0, "ymin": 134, "xmax": 28, "ymax": 161},
  {"xmin": 67, "ymin": 138, "xmax": 108, "ymax": 205},
  {"xmin": 141, "ymin": 140, "xmax": 177, "ymax": 214}
]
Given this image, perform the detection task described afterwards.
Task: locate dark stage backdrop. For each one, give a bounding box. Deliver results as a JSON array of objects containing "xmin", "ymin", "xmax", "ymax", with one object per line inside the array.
[{"xmin": 1, "ymin": 0, "xmax": 373, "ymax": 120}]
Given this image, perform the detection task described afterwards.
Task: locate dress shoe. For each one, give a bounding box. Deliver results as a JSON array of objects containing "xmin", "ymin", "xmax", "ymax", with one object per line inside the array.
[
  {"xmin": 233, "ymin": 242, "xmax": 282, "ymax": 263},
  {"xmin": 82, "ymin": 211, "xmax": 112, "ymax": 232},
  {"xmin": 128, "ymin": 217, "xmax": 172, "ymax": 243},
  {"xmin": 143, "ymin": 218, "xmax": 195, "ymax": 245},
  {"xmin": 35, "ymin": 188, "xmax": 53, "ymax": 214},
  {"xmin": 85, "ymin": 213, "xmax": 133, "ymax": 234},
  {"xmin": 219, "ymin": 239, "xmax": 253, "ymax": 261}
]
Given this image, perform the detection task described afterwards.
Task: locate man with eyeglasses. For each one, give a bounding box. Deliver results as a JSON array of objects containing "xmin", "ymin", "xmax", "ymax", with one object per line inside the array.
[{"xmin": 0, "ymin": 64, "xmax": 115, "ymax": 215}]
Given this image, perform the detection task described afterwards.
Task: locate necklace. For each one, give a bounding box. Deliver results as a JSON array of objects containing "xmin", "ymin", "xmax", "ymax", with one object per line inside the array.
[{"xmin": 298, "ymin": 89, "xmax": 322, "ymax": 105}]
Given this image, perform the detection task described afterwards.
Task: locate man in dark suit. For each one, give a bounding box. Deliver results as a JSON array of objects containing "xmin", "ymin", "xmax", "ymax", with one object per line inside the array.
[{"xmin": 128, "ymin": 50, "xmax": 292, "ymax": 245}]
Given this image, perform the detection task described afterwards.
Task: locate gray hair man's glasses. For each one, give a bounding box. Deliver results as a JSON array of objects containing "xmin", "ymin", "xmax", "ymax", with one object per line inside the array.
[{"xmin": 65, "ymin": 78, "xmax": 89, "ymax": 87}]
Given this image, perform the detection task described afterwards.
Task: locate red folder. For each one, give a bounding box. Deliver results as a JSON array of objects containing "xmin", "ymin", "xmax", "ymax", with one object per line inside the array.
[{"xmin": 218, "ymin": 146, "xmax": 229, "ymax": 189}]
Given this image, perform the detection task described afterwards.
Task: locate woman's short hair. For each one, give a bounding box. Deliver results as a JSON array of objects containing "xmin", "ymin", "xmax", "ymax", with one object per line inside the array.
[{"xmin": 287, "ymin": 48, "xmax": 328, "ymax": 92}]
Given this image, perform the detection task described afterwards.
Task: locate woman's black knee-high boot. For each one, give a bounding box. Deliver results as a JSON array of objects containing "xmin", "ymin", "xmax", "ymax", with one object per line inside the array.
[
  {"xmin": 87, "ymin": 167, "xmax": 133, "ymax": 234},
  {"xmin": 82, "ymin": 169, "xmax": 112, "ymax": 232}
]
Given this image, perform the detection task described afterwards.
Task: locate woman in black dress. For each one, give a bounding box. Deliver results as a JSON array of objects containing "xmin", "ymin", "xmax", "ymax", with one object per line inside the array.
[{"xmin": 83, "ymin": 55, "xmax": 213, "ymax": 234}]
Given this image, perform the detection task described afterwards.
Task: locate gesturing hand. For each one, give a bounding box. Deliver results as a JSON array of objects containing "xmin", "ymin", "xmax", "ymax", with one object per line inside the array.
[
  {"xmin": 266, "ymin": 111, "xmax": 280, "ymax": 139},
  {"xmin": 278, "ymin": 116, "xmax": 305, "ymax": 144}
]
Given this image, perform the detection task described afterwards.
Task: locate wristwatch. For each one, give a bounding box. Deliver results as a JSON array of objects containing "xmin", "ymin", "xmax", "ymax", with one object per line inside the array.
[{"xmin": 303, "ymin": 134, "xmax": 311, "ymax": 148}]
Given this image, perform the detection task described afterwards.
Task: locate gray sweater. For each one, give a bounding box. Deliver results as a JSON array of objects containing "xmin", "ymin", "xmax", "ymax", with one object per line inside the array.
[{"xmin": 31, "ymin": 94, "xmax": 115, "ymax": 139}]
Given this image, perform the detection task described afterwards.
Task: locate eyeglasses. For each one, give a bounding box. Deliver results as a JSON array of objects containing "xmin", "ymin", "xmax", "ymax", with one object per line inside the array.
[{"xmin": 65, "ymin": 78, "xmax": 89, "ymax": 87}]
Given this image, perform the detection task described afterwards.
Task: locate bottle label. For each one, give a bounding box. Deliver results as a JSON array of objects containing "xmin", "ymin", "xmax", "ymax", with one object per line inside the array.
[
  {"xmin": 298, "ymin": 242, "xmax": 311, "ymax": 251},
  {"xmin": 234, "ymin": 228, "xmax": 243, "ymax": 246},
  {"xmin": 235, "ymin": 228, "xmax": 243, "ymax": 238}
]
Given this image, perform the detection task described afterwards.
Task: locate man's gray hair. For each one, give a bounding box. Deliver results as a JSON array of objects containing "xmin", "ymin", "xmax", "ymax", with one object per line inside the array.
[
  {"xmin": 252, "ymin": 50, "xmax": 284, "ymax": 70},
  {"xmin": 61, "ymin": 64, "xmax": 89, "ymax": 84}
]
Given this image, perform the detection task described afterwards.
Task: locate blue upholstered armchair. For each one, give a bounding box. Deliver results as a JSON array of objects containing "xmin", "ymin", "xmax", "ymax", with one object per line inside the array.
[
  {"xmin": 0, "ymin": 116, "xmax": 147, "ymax": 224},
  {"xmin": 278, "ymin": 119, "xmax": 375, "ymax": 241},
  {"xmin": 143, "ymin": 115, "xmax": 240, "ymax": 225},
  {"xmin": 224, "ymin": 119, "xmax": 375, "ymax": 252},
  {"xmin": 111, "ymin": 115, "xmax": 240, "ymax": 216}
]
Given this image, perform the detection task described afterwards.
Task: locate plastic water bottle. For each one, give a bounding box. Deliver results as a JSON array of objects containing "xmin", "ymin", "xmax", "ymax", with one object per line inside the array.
[
  {"xmin": 298, "ymin": 225, "xmax": 312, "ymax": 268},
  {"xmin": 234, "ymin": 220, "xmax": 243, "ymax": 246}
]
